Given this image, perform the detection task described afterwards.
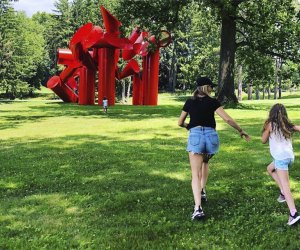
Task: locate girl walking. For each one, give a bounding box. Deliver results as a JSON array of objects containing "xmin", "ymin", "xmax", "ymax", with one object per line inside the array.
[{"xmin": 262, "ymin": 103, "xmax": 300, "ymax": 226}]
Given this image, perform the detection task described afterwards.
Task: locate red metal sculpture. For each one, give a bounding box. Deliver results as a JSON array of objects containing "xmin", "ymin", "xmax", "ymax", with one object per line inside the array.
[{"xmin": 47, "ymin": 6, "xmax": 171, "ymax": 106}]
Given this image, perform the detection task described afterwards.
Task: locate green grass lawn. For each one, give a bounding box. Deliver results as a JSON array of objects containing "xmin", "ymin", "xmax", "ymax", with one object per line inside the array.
[{"xmin": 1, "ymin": 93, "xmax": 300, "ymax": 249}]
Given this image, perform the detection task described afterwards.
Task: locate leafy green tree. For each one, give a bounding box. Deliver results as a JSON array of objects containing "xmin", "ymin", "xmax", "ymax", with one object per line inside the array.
[
  {"xmin": 0, "ymin": 0, "xmax": 47, "ymax": 99},
  {"xmin": 240, "ymin": 50, "xmax": 274, "ymax": 100},
  {"xmin": 43, "ymin": 0, "xmax": 73, "ymax": 74},
  {"xmin": 175, "ymin": 2, "xmax": 220, "ymax": 92},
  {"xmin": 71, "ymin": 0, "xmax": 98, "ymax": 30},
  {"xmin": 0, "ymin": 1, "xmax": 18, "ymax": 98},
  {"xmin": 281, "ymin": 60, "xmax": 300, "ymax": 90},
  {"xmin": 0, "ymin": 0, "xmax": 17, "ymax": 12},
  {"xmin": 115, "ymin": 0, "xmax": 191, "ymax": 92},
  {"xmin": 202, "ymin": 0, "xmax": 300, "ymax": 104},
  {"xmin": 32, "ymin": 12, "xmax": 55, "ymax": 82},
  {"xmin": 16, "ymin": 13, "xmax": 49, "ymax": 93}
]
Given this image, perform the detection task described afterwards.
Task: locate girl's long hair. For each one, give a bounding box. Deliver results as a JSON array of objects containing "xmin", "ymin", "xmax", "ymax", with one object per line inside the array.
[
  {"xmin": 192, "ymin": 85, "xmax": 212, "ymax": 99},
  {"xmin": 263, "ymin": 103, "xmax": 294, "ymax": 139}
]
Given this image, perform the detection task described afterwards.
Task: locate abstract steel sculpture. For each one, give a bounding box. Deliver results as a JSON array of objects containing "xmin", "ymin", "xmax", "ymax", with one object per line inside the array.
[{"xmin": 47, "ymin": 6, "xmax": 171, "ymax": 106}]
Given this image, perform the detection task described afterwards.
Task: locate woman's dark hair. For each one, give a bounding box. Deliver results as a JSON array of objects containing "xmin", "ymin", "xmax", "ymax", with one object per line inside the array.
[{"xmin": 263, "ymin": 103, "xmax": 294, "ymax": 139}]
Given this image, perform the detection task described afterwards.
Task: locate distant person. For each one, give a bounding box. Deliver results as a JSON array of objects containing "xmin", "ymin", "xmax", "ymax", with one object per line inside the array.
[
  {"xmin": 178, "ymin": 76, "xmax": 250, "ymax": 221},
  {"xmin": 103, "ymin": 97, "xmax": 108, "ymax": 113},
  {"xmin": 262, "ymin": 103, "xmax": 300, "ymax": 226}
]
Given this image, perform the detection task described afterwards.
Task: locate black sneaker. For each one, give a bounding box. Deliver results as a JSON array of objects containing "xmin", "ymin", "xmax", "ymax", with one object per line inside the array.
[
  {"xmin": 287, "ymin": 212, "xmax": 300, "ymax": 226},
  {"xmin": 201, "ymin": 190, "xmax": 207, "ymax": 202},
  {"xmin": 191, "ymin": 207, "xmax": 205, "ymax": 221}
]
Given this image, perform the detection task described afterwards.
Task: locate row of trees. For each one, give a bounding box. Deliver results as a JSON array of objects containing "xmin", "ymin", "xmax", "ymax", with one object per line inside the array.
[
  {"xmin": 0, "ymin": 0, "xmax": 299, "ymax": 103},
  {"xmin": 0, "ymin": 0, "xmax": 49, "ymax": 99}
]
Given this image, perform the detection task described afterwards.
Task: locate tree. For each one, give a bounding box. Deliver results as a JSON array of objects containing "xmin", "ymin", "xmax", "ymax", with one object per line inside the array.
[
  {"xmin": 115, "ymin": 0, "xmax": 191, "ymax": 92},
  {"xmin": 281, "ymin": 61, "xmax": 300, "ymax": 90},
  {"xmin": 175, "ymin": 2, "xmax": 220, "ymax": 91},
  {"xmin": 0, "ymin": 1, "xmax": 47, "ymax": 99},
  {"xmin": 44, "ymin": 0, "xmax": 73, "ymax": 74},
  {"xmin": 203, "ymin": 0, "xmax": 300, "ymax": 104},
  {"xmin": 17, "ymin": 13, "xmax": 49, "ymax": 93},
  {"xmin": 0, "ymin": 1, "xmax": 19, "ymax": 98},
  {"xmin": 241, "ymin": 50, "xmax": 274, "ymax": 100},
  {"xmin": 0, "ymin": 0, "xmax": 18, "ymax": 12}
]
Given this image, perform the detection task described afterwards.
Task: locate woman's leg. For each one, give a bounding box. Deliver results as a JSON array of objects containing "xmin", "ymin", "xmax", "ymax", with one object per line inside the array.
[
  {"xmin": 276, "ymin": 169, "xmax": 296, "ymax": 212},
  {"xmin": 189, "ymin": 152, "xmax": 204, "ymax": 208},
  {"xmin": 201, "ymin": 162, "xmax": 209, "ymax": 192}
]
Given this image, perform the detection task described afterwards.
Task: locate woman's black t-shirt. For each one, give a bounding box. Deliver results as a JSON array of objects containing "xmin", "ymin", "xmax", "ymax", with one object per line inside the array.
[{"xmin": 182, "ymin": 96, "xmax": 221, "ymax": 129}]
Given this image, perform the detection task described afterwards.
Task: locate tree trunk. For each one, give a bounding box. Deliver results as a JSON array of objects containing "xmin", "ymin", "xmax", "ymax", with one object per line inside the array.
[
  {"xmin": 267, "ymin": 85, "xmax": 271, "ymax": 99},
  {"xmin": 255, "ymin": 87, "xmax": 259, "ymax": 100},
  {"xmin": 277, "ymin": 58, "xmax": 282, "ymax": 99},
  {"xmin": 278, "ymin": 80, "xmax": 282, "ymax": 99},
  {"xmin": 127, "ymin": 79, "xmax": 131, "ymax": 102},
  {"xmin": 217, "ymin": 12, "xmax": 238, "ymax": 104},
  {"xmin": 248, "ymin": 83, "xmax": 253, "ymax": 100},
  {"xmin": 237, "ymin": 65, "xmax": 243, "ymax": 101},
  {"xmin": 262, "ymin": 86, "xmax": 265, "ymax": 99},
  {"xmin": 168, "ymin": 40, "xmax": 177, "ymax": 92},
  {"xmin": 274, "ymin": 57, "xmax": 278, "ymax": 100},
  {"xmin": 121, "ymin": 81, "xmax": 126, "ymax": 104}
]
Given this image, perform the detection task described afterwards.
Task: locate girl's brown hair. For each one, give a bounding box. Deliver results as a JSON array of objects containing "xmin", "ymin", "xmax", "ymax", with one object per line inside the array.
[
  {"xmin": 263, "ymin": 103, "xmax": 294, "ymax": 139},
  {"xmin": 192, "ymin": 85, "xmax": 212, "ymax": 99}
]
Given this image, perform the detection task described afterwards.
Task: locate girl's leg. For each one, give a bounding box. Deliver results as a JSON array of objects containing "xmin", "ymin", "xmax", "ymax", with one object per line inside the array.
[
  {"xmin": 189, "ymin": 152, "xmax": 204, "ymax": 209},
  {"xmin": 276, "ymin": 169, "xmax": 296, "ymax": 213},
  {"xmin": 201, "ymin": 162, "xmax": 209, "ymax": 192},
  {"xmin": 267, "ymin": 162, "xmax": 283, "ymax": 190}
]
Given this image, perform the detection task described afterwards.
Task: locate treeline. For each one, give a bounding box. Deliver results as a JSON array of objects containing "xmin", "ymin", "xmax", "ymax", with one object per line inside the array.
[{"xmin": 0, "ymin": 0, "xmax": 299, "ymax": 102}]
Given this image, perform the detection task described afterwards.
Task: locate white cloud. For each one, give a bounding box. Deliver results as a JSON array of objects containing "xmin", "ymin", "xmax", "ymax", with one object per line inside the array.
[{"xmin": 13, "ymin": 0, "xmax": 56, "ymax": 17}]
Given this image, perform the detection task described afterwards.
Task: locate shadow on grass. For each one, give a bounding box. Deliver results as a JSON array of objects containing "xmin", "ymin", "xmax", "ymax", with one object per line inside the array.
[
  {"xmin": 0, "ymin": 134, "xmax": 191, "ymax": 248},
  {"xmin": 225, "ymin": 101, "xmax": 300, "ymax": 111},
  {"xmin": 2, "ymin": 97, "xmax": 300, "ymax": 131},
  {"xmin": 1, "ymin": 128, "xmax": 300, "ymax": 248},
  {"xmin": 280, "ymin": 94, "xmax": 300, "ymax": 99},
  {"xmin": 0, "ymin": 102, "xmax": 183, "ymax": 131}
]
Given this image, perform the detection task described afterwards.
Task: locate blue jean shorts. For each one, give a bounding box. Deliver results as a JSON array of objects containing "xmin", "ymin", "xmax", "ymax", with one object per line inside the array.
[
  {"xmin": 186, "ymin": 126, "xmax": 219, "ymax": 155},
  {"xmin": 274, "ymin": 158, "xmax": 294, "ymax": 170}
]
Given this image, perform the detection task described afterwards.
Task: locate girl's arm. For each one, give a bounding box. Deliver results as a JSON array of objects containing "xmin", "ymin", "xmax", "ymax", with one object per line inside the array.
[
  {"xmin": 293, "ymin": 125, "xmax": 300, "ymax": 132},
  {"xmin": 178, "ymin": 111, "xmax": 189, "ymax": 129},
  {"xmin": 262, "ymin": 122, "xmax": 271, "ymax": 144},
  {"xmin": 215, "ymin": 107, "xmax": 250, "ymax": 141}
]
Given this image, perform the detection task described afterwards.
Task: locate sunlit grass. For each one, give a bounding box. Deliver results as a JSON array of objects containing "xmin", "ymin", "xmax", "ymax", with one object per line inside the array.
[{"xmin": 1, "ymin": 93, "xmax": 300, "ymax": 249}]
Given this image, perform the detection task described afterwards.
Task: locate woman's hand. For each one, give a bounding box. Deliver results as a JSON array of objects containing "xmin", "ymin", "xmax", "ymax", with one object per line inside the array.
[{"xmin": 239, "ymin": 130, "xmax": 251, "ymax": 141}]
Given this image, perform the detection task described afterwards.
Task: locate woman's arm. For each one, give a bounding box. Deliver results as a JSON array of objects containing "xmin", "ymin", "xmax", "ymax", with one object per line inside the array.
[
  {"xmin": 261, "ymin": 122, "xmax": 271, "ymax": 144},
  {"xmin": 215, "ymin": 107, "xmax": 250, "ymax": 141},
  {"xmin": 178, "ymin": 111, "xmax": 189, "ymax": 129}
]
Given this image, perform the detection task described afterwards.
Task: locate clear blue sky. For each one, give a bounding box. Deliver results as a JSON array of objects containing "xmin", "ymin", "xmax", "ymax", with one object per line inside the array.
[{"xmin": 13, "ymin": 0, "xmax": 56, "ymax": 17}]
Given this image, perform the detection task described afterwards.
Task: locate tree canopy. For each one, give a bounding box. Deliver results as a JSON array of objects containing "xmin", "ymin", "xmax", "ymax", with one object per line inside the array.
[{"xmin": 0, "ymin": 0, "xmax": 299, "ymax": 102}]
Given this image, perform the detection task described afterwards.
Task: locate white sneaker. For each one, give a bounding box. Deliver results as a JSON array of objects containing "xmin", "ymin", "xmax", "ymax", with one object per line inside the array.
[{"xmin": 191, "ymin": 207, "xmax": 205, "ymax": 221}]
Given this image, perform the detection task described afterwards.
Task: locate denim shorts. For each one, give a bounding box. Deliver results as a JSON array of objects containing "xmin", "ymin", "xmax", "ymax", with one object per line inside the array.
[
  {"xmin": 274, "ymin": 158, "xmax": 294, "ymax": 170},
  {"xmin": 186, "ymin": 126, "xmax": 219, "ymax": 155}
]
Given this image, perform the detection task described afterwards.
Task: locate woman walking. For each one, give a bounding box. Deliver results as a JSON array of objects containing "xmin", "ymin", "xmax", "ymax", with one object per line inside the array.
[{"xmin": 178, "ymin": 76, "xmax": 250, "ymax": 221}]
